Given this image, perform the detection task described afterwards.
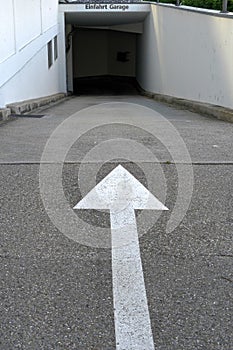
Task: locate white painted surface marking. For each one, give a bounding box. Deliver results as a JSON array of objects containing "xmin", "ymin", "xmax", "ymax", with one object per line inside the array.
[{"xmin": 74, "ymin": 165, "xmax": 168, "ymax": 349}]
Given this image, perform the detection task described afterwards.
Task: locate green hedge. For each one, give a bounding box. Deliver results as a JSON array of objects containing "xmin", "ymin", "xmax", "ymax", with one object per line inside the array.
[
  {"xmin": 182, "ymin": 0, "xmax": 233, "ymax": 11},
  {"xmin": 150, "ymin": 0, "xmax": 233, "ymax": 11}
]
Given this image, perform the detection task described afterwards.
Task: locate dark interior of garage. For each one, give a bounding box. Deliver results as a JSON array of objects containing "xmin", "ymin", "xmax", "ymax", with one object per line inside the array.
[{"xmin": 70, "ymin": 28, "xmax": 139, "ymax": 95}]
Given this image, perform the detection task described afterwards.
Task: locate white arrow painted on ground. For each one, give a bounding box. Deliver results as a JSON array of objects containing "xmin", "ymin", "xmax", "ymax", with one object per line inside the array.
[{"xmin": 73, "ymin": 165, "xmax": 168, "ymax": 350}]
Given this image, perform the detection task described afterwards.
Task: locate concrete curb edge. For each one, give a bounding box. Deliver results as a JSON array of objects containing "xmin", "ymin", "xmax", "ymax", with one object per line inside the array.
[
  {"xmin": 0, "ymin": 108, "xmax": 11, "ymax": 122},
  {"xmin": 4, "ymin": 93, "xmax": 67, "ymax": 116},
  {"xmin": 138, "ymin": 87, "xmax": 233, "ymax": 123}
]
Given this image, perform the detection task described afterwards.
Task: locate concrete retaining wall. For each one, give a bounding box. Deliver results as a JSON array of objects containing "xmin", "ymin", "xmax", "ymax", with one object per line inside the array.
[{"xmin": 137, "ymin": 4, "xmax": 233, "ymax": 109}]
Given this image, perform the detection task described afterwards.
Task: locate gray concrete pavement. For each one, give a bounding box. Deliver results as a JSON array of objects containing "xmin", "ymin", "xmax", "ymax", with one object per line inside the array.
[
  {"xmin": 0, "ymin": 95, "xmax": 232, "ymax": 349},
  {"xmin": 0, "ymin": 95, "xmax": 232, "ymax": 164}
]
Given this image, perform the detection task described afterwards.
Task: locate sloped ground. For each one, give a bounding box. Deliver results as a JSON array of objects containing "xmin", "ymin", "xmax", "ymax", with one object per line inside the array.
[{"xmin": 0, "ymin": 94, "xmax": 232, "ymax": 349}]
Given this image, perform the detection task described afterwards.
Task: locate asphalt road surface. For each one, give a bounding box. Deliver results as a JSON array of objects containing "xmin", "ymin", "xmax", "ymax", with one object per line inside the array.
[{"xmin": 0, "ymin": 93, "xmax": 232, "ymax": 350}]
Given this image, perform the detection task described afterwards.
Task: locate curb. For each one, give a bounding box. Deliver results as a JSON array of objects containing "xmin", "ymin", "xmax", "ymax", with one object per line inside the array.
[
  {"xmin": 139, "ymin": 88, "xmax": 233, "ymax": 123},
  {"xmin": 5, "ymin": 93, "xmax": 67, "ymax": 115},
  {"xmin": 0, "ymin": 108, "xmax": 11, "ymax": 122}
]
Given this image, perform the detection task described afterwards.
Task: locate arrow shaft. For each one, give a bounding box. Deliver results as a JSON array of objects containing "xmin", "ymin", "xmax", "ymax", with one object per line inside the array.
[{"xmin": 110, "ymin": 206, "xmax": 155, "ymax": 350}]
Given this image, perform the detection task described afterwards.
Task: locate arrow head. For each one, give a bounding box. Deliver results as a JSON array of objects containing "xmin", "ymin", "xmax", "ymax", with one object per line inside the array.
[{"xmin": 73, "ymin": 165, "xmax": 168, "ymax": 212}]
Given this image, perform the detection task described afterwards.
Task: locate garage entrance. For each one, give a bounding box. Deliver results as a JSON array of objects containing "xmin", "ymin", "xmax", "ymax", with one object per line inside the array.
[
  {"xmin": 61, "ymin": 3, "xmax": 150, "ymax": 95},
  {"xmin": 72, "ymin": 28, "xmax": 137, "ymax": 95}
]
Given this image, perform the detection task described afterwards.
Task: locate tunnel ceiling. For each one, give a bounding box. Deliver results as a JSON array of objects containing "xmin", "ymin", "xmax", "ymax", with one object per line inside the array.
[{"xmin": 65, "ymin": 11, "xmax": 149, "ymax": 26}]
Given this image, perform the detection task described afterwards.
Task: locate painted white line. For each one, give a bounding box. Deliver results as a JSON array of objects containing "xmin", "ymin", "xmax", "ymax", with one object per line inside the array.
[
  {"xmin": 74, "ymin": 165, "xmax": 168, "ymax": 349},
  {"xmin": 111, "ymin": 207, "xmax": 155, "ymax": 350}
]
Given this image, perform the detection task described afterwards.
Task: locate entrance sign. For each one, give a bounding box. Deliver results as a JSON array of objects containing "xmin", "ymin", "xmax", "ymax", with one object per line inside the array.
[
  {"xmin": 74, "ymin": 165, "xmax": 168, "ymax": 349},
  {"xmin": 85, "ymin": 4, "xmax": 130, "ymax": 11}
]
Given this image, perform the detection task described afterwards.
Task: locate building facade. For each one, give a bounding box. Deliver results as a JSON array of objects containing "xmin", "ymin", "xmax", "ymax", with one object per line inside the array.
[{"xmin": 0, "ymin": 1, "xmax": 233, "ymax": 110}]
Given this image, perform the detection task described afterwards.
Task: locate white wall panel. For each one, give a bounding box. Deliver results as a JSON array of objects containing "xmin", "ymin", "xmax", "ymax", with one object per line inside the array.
[
  {"xmin": 0, "ymin": 0, "xmax": 61, "ymax": 107},
  {"xmin": 0, "ymin": 45, "xmax": 60, "ymax": 106},
  {"xmin": 0, "ymin": 0, "xmax": 15, "ymax": 63},
  {"xmin": 41, "ymin": 0, "xmax": 58, "ymax": 32},
  {"xmin": 14, "ymin": 0, "xmax": 41, "ymax": 50}
]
